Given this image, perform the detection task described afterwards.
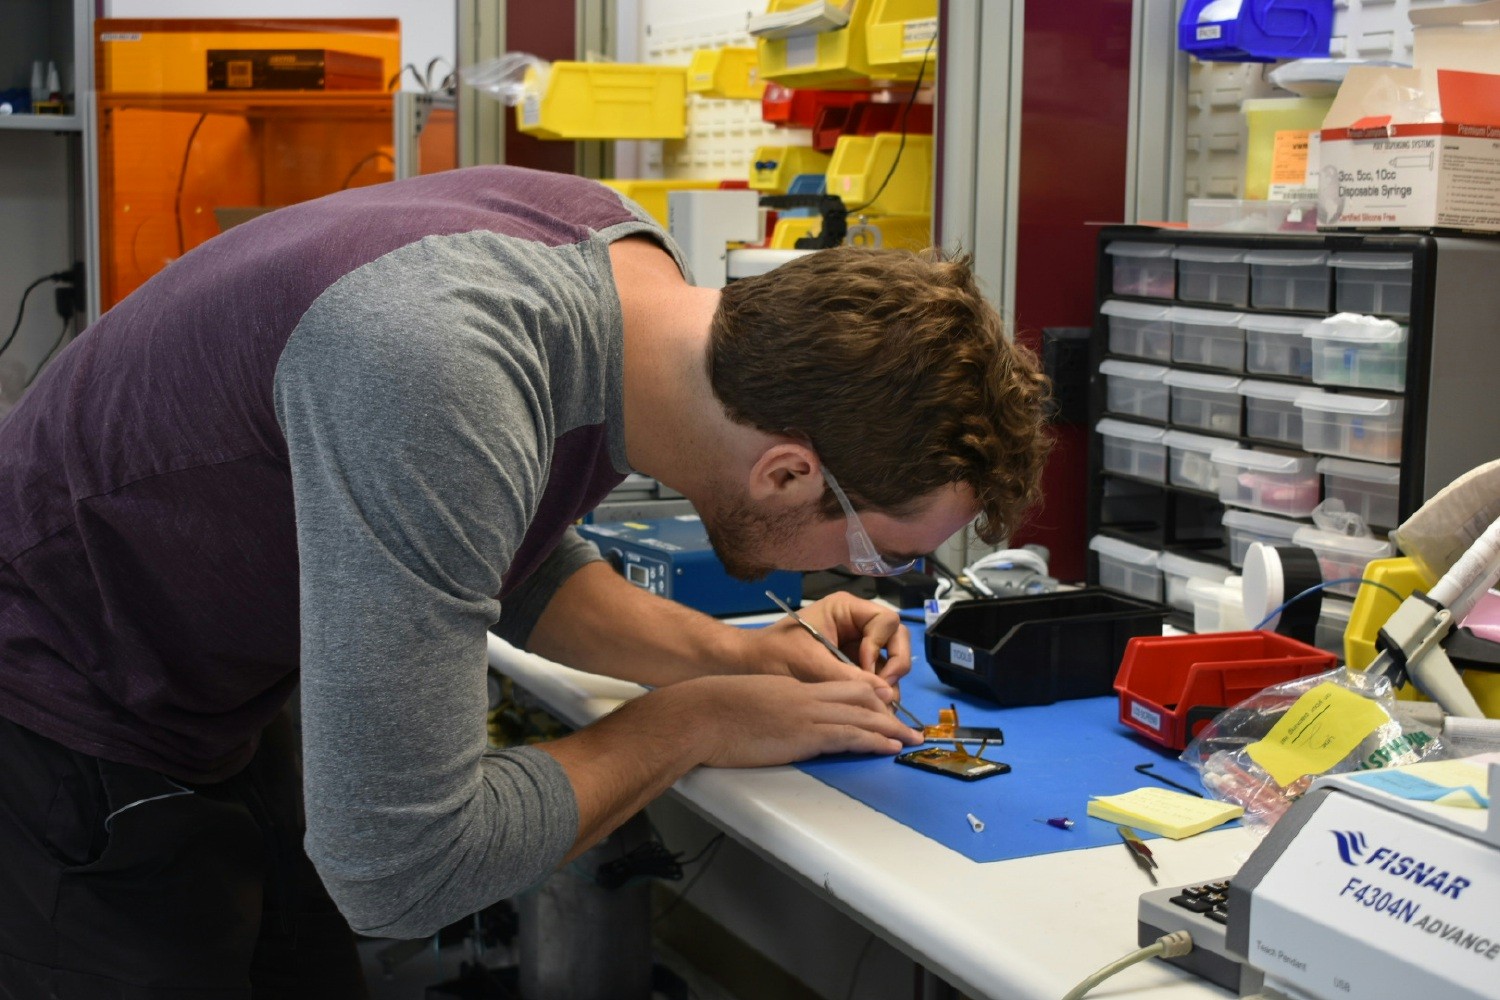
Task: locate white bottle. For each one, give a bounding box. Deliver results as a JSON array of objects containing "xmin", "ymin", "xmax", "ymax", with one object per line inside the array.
[
  {"xmin": 45, "ymin": 61, "xmax": 61, "ymax": 99},
  {"xmin": 30, "ymin": 60, "xmax": 46, "ymax": 106}
]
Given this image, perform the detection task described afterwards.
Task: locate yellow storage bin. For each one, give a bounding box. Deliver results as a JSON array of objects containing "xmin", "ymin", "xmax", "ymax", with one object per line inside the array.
[
  {"xmin": 757, "ymin": 0, "xmax": 934, "ymax": 87},
  {"xmin": 826, "ymin": 132, "xmax": 932, "ymax": 215},
  {"xmin": 770, "ymin": 216, "xmax": 824, "ymax": 249},
  {"xmin": 688, "ymin": 47, "xmax": 765, "ymax": 100},
  {"xmin": 1345, "ymin": 556, "xmax": 1500, "ymax": 717},
  {"xmin": 757, "ymin": 0, "xmax": 871, "ymax": 89},
  {"xmin": 862, "ymin": 0, "xmax": 939, "ymax": 79},
  {"xmin": 749, "ymin": 145, "xmax": 831, "ymax": 194},
  {"xmin": 770, "ymin": 213, "xmax": 930, "ymax": 251},
  {"xmin": 846, "ymin": 213, "xmax": 931, "ymax": 251},
  {"xmin": 518, "ymin": 62, "xmax": 687, "ymax": 140},
  {"xmin": 600, "ymin": 179, "xmax": 723, "ymax": 227},
  {"xmin": 1242, "ymin": 96, "xmax": 1333, "ymax": 201}
]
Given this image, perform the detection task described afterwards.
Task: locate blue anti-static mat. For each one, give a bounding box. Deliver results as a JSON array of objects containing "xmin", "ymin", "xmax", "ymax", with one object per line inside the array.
[{"xmin": 792, "ymin": 624, "xmax": 1216, "ymax": 863}]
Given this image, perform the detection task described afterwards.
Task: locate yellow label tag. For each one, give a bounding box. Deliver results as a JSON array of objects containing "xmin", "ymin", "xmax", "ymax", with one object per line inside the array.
[{"xmin": 1246, "ymin": 682, "xmax": 1388, "ymax": 786}]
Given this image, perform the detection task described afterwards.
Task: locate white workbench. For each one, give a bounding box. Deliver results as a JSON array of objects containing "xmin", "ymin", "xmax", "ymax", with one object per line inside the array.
[{"xmin": 487, "ymin": 632, "xmax": 1257, "ymax": 1000}]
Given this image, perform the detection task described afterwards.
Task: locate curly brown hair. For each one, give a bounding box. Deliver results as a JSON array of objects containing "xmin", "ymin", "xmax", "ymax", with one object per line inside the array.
[{"xmin": 707, "ymin": 246, "xmax": 1052, "ymax": 544}]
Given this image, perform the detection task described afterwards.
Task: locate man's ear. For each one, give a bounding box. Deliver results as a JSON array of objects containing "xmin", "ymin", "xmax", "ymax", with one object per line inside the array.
[{"xmin": 745, "ymin": 440, "xmax": 821, "ymax": 504}]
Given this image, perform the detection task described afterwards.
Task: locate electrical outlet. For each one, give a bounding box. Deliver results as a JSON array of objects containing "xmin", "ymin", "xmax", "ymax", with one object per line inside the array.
[{"xmin": 54, "ymin": 262, "xmax": 85, "ymax": 322}]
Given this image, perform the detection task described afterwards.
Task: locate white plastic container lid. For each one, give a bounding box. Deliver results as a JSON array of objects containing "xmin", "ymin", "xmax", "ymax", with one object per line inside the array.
[
  {"xmin": 1099, "ymin": 359, "xmax": 1169, "ymax": 381},
  {"xmin": 1210, "ymin": 447, "xmax": 1318, "ymax": 474},
  {"xmin": 1243, "ymin": 250, "xmax": 1329, "ymax": 266},
  {"xmin": 1304, "ymin": 313, "xmax": 1408, "ymax": 344},
  {"xmin": 1159, "ymin": 551, "xmax": 1233, "ymax": 582},
  {"xmin": 1315, "ymin": 456, "xmax": 1402, "ymax": 484},
  {"xmin": 1186, "ymin": 575, "xmax": 1242, "ymax": 601},
  {"xmin": 1171, "ymin": 246, "xmax": 1248, "ymax": 263},
  {"xmin": 1292, "ymin": 525, "xmax": 1395, "ymax": 559},
  {"xmin": 1163, "ymin": 369, "xmax": 1243, "ymax": 391},
  {"xmin": 1101, "ymin": 299, "xmax": 1172, "ymax": 320},
  {"xmin": 1222, "ymin": 508, "xmax": 1303, "ymax": 540},
  {"xmin": 1328, "ymin": 252, "xmax": 1412, "ymax": 271},
  {"xmin": 1239, "ymin": 379, "xmax": 1306, "ymax": 402},
  {"xmin": 1293, "ymin": 390, "xmax": 1401, "ymax": 417},
  {"xmin": 1170, "ymin": 306, "xmax": 1246, "ymax": 327},
  {"xmin": 1164, "ymin": 429, "xmax": 1229, "ymax": 453},
  {"xmin": 1239, "ymin": 313, "xmax": 1321, "ymax": 335},
  {"xmin": 1089, "ymin": 534, "xmax": 1160, "ymax": 564},
  {"xmin": 1095, "ymin": 418, "xmax": 1167, "ymax": 443},
  {"xmin": 1106, "ymin": 241, "xmax": 1175, "ymax": 258}
]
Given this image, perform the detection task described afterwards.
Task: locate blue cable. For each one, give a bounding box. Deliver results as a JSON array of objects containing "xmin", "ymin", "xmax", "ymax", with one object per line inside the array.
[{"xmin": 1253, "ymin": 576, "xmax": 1406, "ymax": 632}]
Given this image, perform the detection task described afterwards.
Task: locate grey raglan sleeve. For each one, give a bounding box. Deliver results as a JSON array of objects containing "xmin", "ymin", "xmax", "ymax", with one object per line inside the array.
[{"xmin": 273, "ymin": 279, "xmax": 582, "ymax": 939}]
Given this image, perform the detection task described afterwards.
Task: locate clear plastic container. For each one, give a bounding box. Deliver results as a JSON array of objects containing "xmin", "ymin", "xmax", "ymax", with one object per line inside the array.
[
  {"xmin": 1222, "ymin": 509, "xmax": 1303, "ymax": 568},
  {"xmin": 1090, "ymin": 534, "xmax": 1163, "ymax": 601},
  {"xmin": 1163, "ymin": 369, "xmax": 1243, "ymax": 434},
  {"xmin": 1158, "ymin": 551, "xmax": 1233, "ymax": 613},
  {"xmin": 1241, "ymin": 313, "xmax": 1316, "ymax": 378},
  {"xmin": 1189, "ymin": 576, "xmax": 1249, "ymax": 634},
  {"xmin": 1211, "ymin": 446, "xmax": 1321, "ymax": 516},
  {"xmin": 1245, "ymin": 249, "xmax": 1330, "ymax": 312},
  {"xmin": 1239, "ymin": 378, "xmax": 1304, "ymax": 446},
  {"xmin": 1292, "ymin": 525, "xmax": 1396, "ymax": 597},
  {"xmin": 1329, "ymin": 253, "xmax": 1414, "ymax": 318},
  {"xmin": 1105, "ymin": 241, "xmax": 1176, "ymax": 298},
  {"xmin": 1317, "ymin": 456, "xmax": 1401, "ymax": 530},
  {"xmin": 1305, "ymin": 315, "xmax": 1408, "ymax": 392},
  {"xmin": 1294, "ymin": 390, "xmax": 1403, "ymax": 464},
  {"xmin": 1100, "ymin": 300, "xmax": 1173, "ymax": 362},
  {"xmin": 1164, "ymin": 429, "xmax": 1226, "ymax": 493},
  {"xmin": 1172, "ymin": 246, "xmax": 1250, "ymax": 307},
  {"xmin": 1170, "ymin": 306, "xmax": 1246, "ymax": 371},
  {"xmin": 1315, "ymin": 597, "xmax": 1354, "ymax": 658},
  {"xmin": 1099, "ymin": 359, "xmax": 1170, "ymax": 422},
  {"xmin": 1096, "ymin": 418, "xmax": 1168, "ymax": 482}
]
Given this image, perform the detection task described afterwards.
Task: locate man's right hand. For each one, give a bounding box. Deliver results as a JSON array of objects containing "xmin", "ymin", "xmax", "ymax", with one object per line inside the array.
[{"xmin": 656, "ymin": 674, "xmax": 923, "ymax": 769}]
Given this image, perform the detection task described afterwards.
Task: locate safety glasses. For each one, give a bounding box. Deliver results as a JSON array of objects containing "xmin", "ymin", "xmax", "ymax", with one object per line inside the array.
[{"xmin": 821, "ymin": 466, "xmax": 919, "ymax": 577}]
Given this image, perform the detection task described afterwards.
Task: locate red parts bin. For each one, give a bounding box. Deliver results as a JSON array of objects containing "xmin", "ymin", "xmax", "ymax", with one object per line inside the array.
[{"xmin": 1114, "ymin": 631, "xmax": 1337, "ymax": 750}]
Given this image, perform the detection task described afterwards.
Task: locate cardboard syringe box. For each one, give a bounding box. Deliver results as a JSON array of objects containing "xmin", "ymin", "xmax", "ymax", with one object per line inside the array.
[{"xmin": 1318, "ymin": 1, "xmax": 1500, "ymax": 233}]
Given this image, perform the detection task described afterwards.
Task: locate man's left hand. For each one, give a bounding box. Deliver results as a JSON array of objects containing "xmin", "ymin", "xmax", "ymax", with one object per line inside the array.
[{"xmin": 747, "ymin": 591, "xmax": 911, "ymax": 701}]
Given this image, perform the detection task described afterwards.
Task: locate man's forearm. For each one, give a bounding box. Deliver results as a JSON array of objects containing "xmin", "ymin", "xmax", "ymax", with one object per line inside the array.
[{"xmin": 525, "ymin": 562, "xmax": 749, "ymax": 686}]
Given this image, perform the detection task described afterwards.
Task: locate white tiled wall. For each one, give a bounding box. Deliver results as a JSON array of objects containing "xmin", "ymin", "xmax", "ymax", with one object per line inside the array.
[{"xmin": 627, "ymin": 1, "xmax": 800, "ymax": 180}]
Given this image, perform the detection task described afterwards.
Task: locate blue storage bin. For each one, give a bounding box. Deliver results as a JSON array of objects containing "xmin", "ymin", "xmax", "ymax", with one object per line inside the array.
[{"xmin": 1178, "ymin": 0, "xmax": 1333, "ymax": 63}]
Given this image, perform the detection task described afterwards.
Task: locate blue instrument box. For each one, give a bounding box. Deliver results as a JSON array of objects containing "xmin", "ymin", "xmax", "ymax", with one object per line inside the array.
[{"xmin": 577, "ymin": 516, "xmax": 802, "ymax": 617}]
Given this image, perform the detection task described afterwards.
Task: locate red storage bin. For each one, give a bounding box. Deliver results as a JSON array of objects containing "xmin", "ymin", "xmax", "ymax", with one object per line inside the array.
[
  {"xmin": 1114, "ymin": 632, "xmax": 1337, "ymax": 750},
  {"xmin": 762, "ymin": 84, "xmax": 866, "ymax": 128}
]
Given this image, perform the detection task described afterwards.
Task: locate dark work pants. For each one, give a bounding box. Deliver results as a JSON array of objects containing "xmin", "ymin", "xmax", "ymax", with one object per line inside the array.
[{"xmin": 0, "ymin": 711, "xmax": 368, "ymax": 999}]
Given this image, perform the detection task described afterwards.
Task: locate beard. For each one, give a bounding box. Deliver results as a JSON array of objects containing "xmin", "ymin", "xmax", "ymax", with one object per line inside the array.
[{"xmin": 700, "ymin": 489, "xmax": 821, "ymax": 582}]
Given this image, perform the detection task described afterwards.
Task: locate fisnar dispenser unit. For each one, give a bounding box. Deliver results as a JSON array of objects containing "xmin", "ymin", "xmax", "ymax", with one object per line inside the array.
[{"xmin": 1227, "ymin": 758, "xmax": 1499, "ymax": 1000}]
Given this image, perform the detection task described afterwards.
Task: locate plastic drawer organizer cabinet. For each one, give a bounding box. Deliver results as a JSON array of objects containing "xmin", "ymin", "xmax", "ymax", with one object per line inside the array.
[
  {"xmin": 1245, "ymin": 249, "xmax": 1330, "ymax": 312},
  {"xmin": 1090, "ymin": 535, "xmax": 1163, "ymax": 602},
  {"xmin": 1096, "ymin": 419, "xmax": 1167, "ymax": 482},
  {"xmin": 1173, "ymin": 246, "xmax": 1249, "ymax": 307},
  {"xmin": 1294, "ymin": 391, "xmax": 1403, "ymax": 464},
  {"xmin": 1241, "ymin": 314, "xmax": 1315, "ymax": 378},
  {"xmin": 1100, "ymin": 360, "xmax": 1169, "ymax": 422},
  {"xmin": 1240, "ymin": 380, "xmax": 1304, "ymax": 447},
  {"xmin": 1165, "ymin": 430, "xmax": 1226, "ymax": 493},
  {"xmin": 1305, "ymin": 315, "xmax": 1408, "ymax": 393},
  {"xmin": 1164, "ymin": 370, "xmax": 1242, "ymax": 435},
  {"xmin": 1171, "ymin": 307, "xmax": 1245, "ymax": 371},
  {"xmin": 1101, "ymin": 300, "xmax": 1173, "ymax": 362},
  {"xmin": 1105, "ymin": 241, "xmax": 1175, "ymax": 298},
  {"xmin": 1211, "ymin": 447, "xmax": 1320, "ymax": 518}
]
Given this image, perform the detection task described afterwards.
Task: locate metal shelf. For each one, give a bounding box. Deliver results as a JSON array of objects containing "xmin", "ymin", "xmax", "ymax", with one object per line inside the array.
[{"xmin": 0, "ymin": 113, "xmax": 82, "ymax": 132}]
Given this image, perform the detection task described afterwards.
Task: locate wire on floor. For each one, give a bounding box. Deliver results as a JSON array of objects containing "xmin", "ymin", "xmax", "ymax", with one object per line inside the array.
[{"xmin": 652, "ymin": 833, "xmax": 727, "ymax": 924}]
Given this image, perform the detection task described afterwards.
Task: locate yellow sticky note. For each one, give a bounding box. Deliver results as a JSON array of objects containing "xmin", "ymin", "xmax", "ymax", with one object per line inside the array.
[
  {"xmin": 1086, "ymin": 786, "xmax": 1243, "ymax": 840},
  {"xmin": 1246, "ymin": 682, "xmax": 1388, "ymax": 787}
]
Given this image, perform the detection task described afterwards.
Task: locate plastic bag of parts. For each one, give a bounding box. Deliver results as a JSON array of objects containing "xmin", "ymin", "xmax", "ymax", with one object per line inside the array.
[
  {"xmin": 460, "ymin": 52, "xmax": 550, "ymax": 105},
  {"xmin": 1180, "ymin": 667, "xmax": 1448, "ymax": 833}
]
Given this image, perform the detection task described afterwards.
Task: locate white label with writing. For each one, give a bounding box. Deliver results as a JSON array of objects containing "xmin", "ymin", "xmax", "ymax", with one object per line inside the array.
[
  {"xmin": 1130, "ymin": 700, "xmax": 1163, "ymax": 734},
  {"xmin": 950, "ymin": 644, "xmax": 975, "ymax": 670}
]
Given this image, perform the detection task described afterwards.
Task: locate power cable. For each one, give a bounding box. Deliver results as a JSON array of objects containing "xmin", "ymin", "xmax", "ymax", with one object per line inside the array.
[
  {"xmin": 846, "ymin": 36, "xmax": 936, "ymax": 214},
  {"xmin": 2, "ymin": 270, "xmax": 72, "ymax": 359},
  {"xmin": 174, "ymin": 113, "xmax": 209, "ymax": 256}
]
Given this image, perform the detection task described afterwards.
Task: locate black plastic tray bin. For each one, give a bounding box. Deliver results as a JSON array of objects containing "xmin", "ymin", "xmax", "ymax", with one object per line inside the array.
[{"xmin": 924, "ymin": 589, "xmax": 1170, "ymax": 707}]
